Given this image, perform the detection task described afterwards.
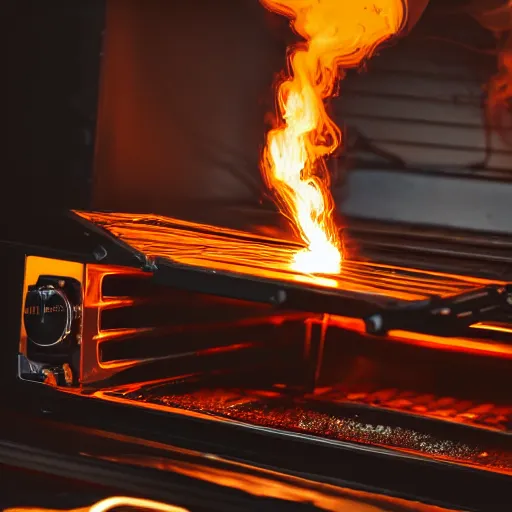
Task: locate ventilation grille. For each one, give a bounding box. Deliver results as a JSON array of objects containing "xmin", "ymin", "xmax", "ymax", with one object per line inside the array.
[{"xmin": 96, "ymin": 271, "xmax": 282, "ymax": 365}]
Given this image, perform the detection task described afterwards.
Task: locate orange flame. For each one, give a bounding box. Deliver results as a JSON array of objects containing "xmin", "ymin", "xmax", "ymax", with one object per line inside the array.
[
  {"xmin": 468, "ymin": 0, "xmax": 512, "ymax": 146},
  {"xmin": 260, "ymin": 0, "xmax": 407, "ymax": 274}
]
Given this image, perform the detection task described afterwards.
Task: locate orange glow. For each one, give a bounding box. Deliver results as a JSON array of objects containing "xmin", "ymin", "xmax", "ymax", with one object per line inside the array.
[
  {"xmin": 93, "ymin": 456, "xmax": 461, "ymax": 511},
  {"xmin": 89, "ymin": 497, "xmax": 188, "ymax": 512},
  {"xmin": 74, "ymin": 211, "xmax": 497, "ymax": 303},
  {"xmin": 259, "ymin": 0, "xmax": 407, "ymax": 273},
  {"xmin": 327, "ymin": 317, "xmax": 512, "ymax": 358},
  {"xmin": 81, "ymin": 264, "xmax": 152, "ymax": 383},
  {"xmin": 20, "ymin": 256, "xmax": 84, "ymax": 356},
  {"xmin": 4, "ymin": 497, "xmax": 189, "ymax": 512},
  {"xmin": 328, "ymin": 314, "xmax": 367, "ymax": 333},
  {"xmin": 388, "ymin": 329, "xmax": 512, "ymax": 358},
  {"xmin": 471, "ymin": 321, "xmax": 512, "ymax": 334},
  {"xmin": 129, "ymin": 460, "xmax": 452, "ymax": 512},
  {"xmin": 336, "ymin": 388, "xmax": 512, "ymax": 432},
  {"xmin": 94, "ymin": 390, "xmax": 511, "ymax": 475}
]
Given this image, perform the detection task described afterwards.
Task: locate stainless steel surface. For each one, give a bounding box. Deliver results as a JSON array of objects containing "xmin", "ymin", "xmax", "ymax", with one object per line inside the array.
[{"xmin": 341, "ymin": 169, "xmax": 512, "ymax": 234}]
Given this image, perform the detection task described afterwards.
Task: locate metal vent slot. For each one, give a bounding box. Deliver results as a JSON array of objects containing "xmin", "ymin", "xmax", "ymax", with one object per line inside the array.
[
  {"xmin": 101, "ymin": 273, "xmax": 163, "ymax": 299},
  {"xmin": 94, "ymin": 272, "xmax": 308, "ymax": 380},
  {"xmin": 100, "ymin": 274, "xmax": 271, "ymax": 332},
  {"xmin": 99, "ymin": 323, "xmax": 281, "ymax": 364}
]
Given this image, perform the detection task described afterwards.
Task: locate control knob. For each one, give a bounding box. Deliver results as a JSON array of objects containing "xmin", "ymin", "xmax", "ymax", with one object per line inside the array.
[{"xmin": 24, "ymin": 281, "xmax": 77, "ymax": 348}]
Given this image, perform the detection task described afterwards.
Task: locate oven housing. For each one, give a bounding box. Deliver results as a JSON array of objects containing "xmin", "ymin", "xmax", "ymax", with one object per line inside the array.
[{"xmin": 3, "ymin": 1, "xmax": 512, "ymax": 510}]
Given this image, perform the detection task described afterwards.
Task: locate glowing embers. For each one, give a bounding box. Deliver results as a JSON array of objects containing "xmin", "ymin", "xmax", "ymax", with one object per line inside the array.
[
  {"xmin": 313, "ymin": 387, "xmax": 512, "ymax": 432},
  {"xmin": 105, "ymin": 386, "xmax": 512, "ymax": 474},
  {"xmin": 259, "ymin": 0, "xmax": 407, "ymax": 273}
]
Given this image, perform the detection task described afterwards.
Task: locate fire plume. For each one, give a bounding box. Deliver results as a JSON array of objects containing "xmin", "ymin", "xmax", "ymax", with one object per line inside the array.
[{"xmin": 260, "ymin": 0, "xmax": 407, "ymax": 274}]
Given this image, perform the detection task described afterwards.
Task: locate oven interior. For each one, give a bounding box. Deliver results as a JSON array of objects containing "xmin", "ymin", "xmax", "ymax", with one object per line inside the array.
[
  {"xmin": 17, "ymin": 212, "xmax": 512, "ymax": 479},
  {"xmin": 10, "ymin": 0, "xmax": 512, "ymax": 488},
  {"xmin": 89, "ymin": 263, "xmax": 512, "ymax": 475},
  {"xmin": 90, "ymin": 259, "xmax": 512, "ymax": 434}
]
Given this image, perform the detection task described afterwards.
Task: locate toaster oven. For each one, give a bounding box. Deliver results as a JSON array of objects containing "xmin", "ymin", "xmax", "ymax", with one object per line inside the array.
[{"xmin": 3, "ymin": 0, "xmax": 511, "ymax": 510}]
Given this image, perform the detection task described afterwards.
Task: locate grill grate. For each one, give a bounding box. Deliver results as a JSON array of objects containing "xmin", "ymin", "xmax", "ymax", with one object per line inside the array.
[
  {"xmin": 74, "ymin": 211, "xmax": 502, "ymax": 304},
  {"xmin": 110, "ymin": 386, "xmax": 512, "ymax": 474},
  {"xmin": 311, "ymin": 387, "xmax": 512, "ymax": 432}
]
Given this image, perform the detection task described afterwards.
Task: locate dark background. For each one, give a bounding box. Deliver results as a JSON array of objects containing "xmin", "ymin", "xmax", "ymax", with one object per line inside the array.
[{"xmin": 6, "ymin": 0, "xmax": 105, "ymax": 210}]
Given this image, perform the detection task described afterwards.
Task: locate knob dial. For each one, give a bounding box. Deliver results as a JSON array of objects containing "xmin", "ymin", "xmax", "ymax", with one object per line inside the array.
[{"xmin": 24, "ymin": 286, "xmax": 73, "ymax": 347}]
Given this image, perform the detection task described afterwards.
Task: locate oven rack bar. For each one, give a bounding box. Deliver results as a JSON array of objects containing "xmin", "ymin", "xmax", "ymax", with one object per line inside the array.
[{"xmin": 71, "ymin": 210, "xmax": 512, "ymax": 338}]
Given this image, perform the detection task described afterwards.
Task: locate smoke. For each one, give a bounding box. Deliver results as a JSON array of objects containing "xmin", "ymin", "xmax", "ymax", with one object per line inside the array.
[{"xmin": 468, "ymin": 0, "xmax": 512, "ymax": 146}]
